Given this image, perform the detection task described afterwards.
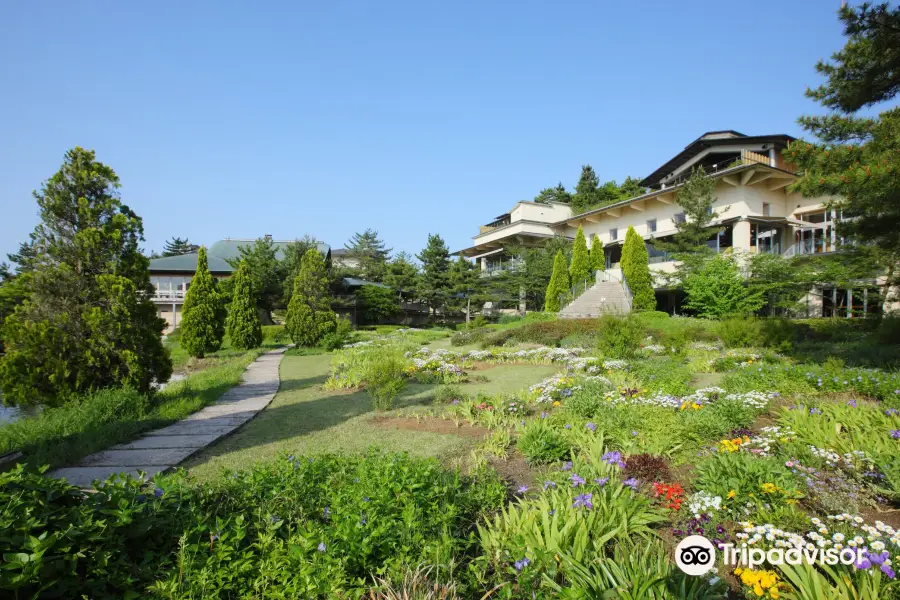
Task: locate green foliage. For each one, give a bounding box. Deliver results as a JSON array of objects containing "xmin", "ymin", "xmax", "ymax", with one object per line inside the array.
[
  {"xmin": 543, "ymin": 250, "xmax": 570, "ymax": 312},
  {"xmin": 226, "ymin": 260, "xmax": 263, "ymax": 350},
  {"xmin": 320, "ymin": 317, "xmax": 353, "ymax": 351},
  {"xmin": 0, "ymin": 148, "xmax": 171, "ymax": 406},
  {"xmin": 683, "ymin": 251, "xmax": 765, "ymax": 318},
  {"xmin": 534, "ymin": 182, "xmax": 572, "ymax": 205},
  {"xmin": 448, "ymin": 256, "xmax": 483, "ymax": 314},
  {"xmin": 517, "ymin": 419, "xmax": 571, "ymax": 464},
  {"xmin": 161, "ymin": 236, "xmax": 196, "ymax": 257},
  {"xmin": 180, "ymin": 246, "xmax": 226, "ymax": 358},
  {"xmin": 595, "ymin": 315, "xmax": 644, "ymax": 359},
  {"xmin": 345, "ymin": 228, "xmax": 391, "ymax": 282},
  {"xmin": 416, "ymin": 233, "xmax": 451, "ymax": 319},
  {"xmin": 228, "ymin": 236, "xmax": 282, "ymax": 313},
  {"xmin": 569, "ymin": 226, "xmax": 590, "ymax": 284},
  {"xmin": 483, "ymin": 318, "xmax": 594, "ymax": 348},
  {"xmin": 285, "ymin": 249, "xmax": 337, "ymax": 346},
  {"xmin": 355, "ymin": 284, "xmax": 400, "ymax": 324},
  {"xmin": 362, "ymin": 349, "xmax": 408, "ymax": 410},
  {"xmin": 383, "ymin": 251, "xmax": 419, "ymax": 296},
  {"xmin": 588, "ymin": 234, "xmax": 605, "ymax": 273},
  {"xmin": 655, "ymin": 167, "xmax": 720, "ymax": 281},
  {"xmin": 620, "ymin": 226, "xmax": 656, "ymax": 311},
  {"xmin": 493, "ymin": 236, "xmax": 571, "ymax": 311},
  {"xmin": 695, "ymin": 451, "xmax": 802, "ymax": 515},
  {"xmin": 0, "ymin": 452, "xmax": 506, "ymax": 599},
  {"xmin": 279, "ymin": 235, "xmax": 321, "ymax": 306}
]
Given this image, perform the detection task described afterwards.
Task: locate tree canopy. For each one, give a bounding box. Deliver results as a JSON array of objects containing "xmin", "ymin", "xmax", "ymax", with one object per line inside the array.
[
  {"xmin": 621, "ymin": 226, "xmax": 656, "ymax": 312},
  {"xmin": 180, "ymin": 247, "xmax": 225, "ymax": 358},
  {"xmin": 416, "ymin": 234, "xmax": 451, "ymax": 320},
  {"xmin": 345, "ymin": 229, "xmax": 391, "ymax": 282},
  {"xmin": 384, "ymin": 251, "xmax": 419, "ymax": 296},
  {"xmin": 285, "ymin": 249, "xmax": 336, "ymax": 346},
  {"xmin": 226, "ymin": 260, "xmax": 262, "ymax": 350},
  {"xmin": 162, "ymin": 237, "xmax": 196, "ymax": 257}
]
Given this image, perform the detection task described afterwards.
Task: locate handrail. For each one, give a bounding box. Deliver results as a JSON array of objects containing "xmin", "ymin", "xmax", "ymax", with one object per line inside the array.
[
  {"xmin": 558, "ymin": 269, "xmax": 634, "ymax": 312},
  {"xmin": 596, "ymin": 270, "xmax": 633, "ymax": 311}
]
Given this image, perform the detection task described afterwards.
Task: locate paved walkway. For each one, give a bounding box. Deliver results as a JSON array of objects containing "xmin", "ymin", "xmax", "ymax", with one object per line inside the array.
[{"xmin": 49, "ymin": 348, "xmax": 287, "ymax": 488}]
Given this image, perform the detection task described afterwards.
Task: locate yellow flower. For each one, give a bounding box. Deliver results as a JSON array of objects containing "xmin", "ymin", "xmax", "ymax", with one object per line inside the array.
[
  {"xmin": 769, "ymin": 588, "xmax": 780, "ymax": 599},
  {"xmin": 753, "ymin": 583, "xmax": 764, "ymax": 597},
  {"xmin": 552, "ymin": 401, "xmax": 561, "ymax": 407},
  {"xmin": 761, "ymin": 483, "xmax": 777, "ymax": 494},
  {"xmin": 727, "ymin": 490, "xmax": 737, "ymax": 499},
  {"xmin": 734, "ymin": 567, "xmax": 744, "ymax": 576}
]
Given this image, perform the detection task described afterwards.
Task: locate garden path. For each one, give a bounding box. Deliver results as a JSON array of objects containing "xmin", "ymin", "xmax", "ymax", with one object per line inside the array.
[{"xmin": 47, "ymin": 347, "xmax": 287, "ymax": 488}]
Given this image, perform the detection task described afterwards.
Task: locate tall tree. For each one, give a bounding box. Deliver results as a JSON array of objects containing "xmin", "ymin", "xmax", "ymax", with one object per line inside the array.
[
  {"xmin": 784, "ymin": 3, "xmax": 900, "ymax": 303},
  {"xmin": 280, "ymin": 235, "xmax": 320, "ymax": 306},
  {"xmin": 495, "ymin": 236, "xmax": 571, "ymax": 312},
  {"xmin": 285, "ymin": 249, "xmax": 336, "ymax": 346},
  {"xmin": 162, "ymin": 237, "xmax": 196, "ymax": 257},
  {"xmin": 180, "ymin": 247, "xmax": 225, "ymax": 358},
  {"xmin": 621, "ymin": 226, "xmax": 656, "ymax": 311},
  {"xmin": 448, "ymin": 256, "xmax": 483, "ymax": 323},
  {"xmin": 226, "ymin": 260, "xmax": 262, "ymax": 350},
  {"xmin": 569, "ymin": 226, "xmax": 591, "ymax": 284},
  {"xmin": 355, "ymin": 284, "xmax": 400, "ymax": 325},
  {"xmin": 534, "ymin": 182, "xmax": 573, "ymax": 205},
  {"xmin": 683, "ymin": 251, "xmax": 765, "ymax": 318},
  {"xmin": 345, "ymin": 229, "xmax": 391, "ymax": 282},
  {"xmin": 416, "ymin": 234, "xmax": 451, "ymax": 321},
  {"xmin": 589, "ymin": 235, "xmax": 605, "ymax": 274},
  {"xmin": 618, "ymin": 176, "xmax": 647, "ymax": 200},
  {"xmin": 384, "ymin": 251, "xmax": 419, "ymax": 298},
  {"xmin": 0, "ymin": 148, "xmax": 171, "ymax": 406},
  {"xmin": 543, "ymin": 250, "xmax": 570, "ymax": 312},
  {"xmin": 228, "ymin": 237, "xmax": 282, "ymax": 317},
  {"xmin": 572, "ymin": 165, "xmax": 601, "ymax": 214}
]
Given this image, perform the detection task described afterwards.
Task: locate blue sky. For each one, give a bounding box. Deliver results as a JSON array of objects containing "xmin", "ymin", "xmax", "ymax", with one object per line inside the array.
[{"xmin": 0, "ymin": 1, "xmax": 859, "ymax": 262}]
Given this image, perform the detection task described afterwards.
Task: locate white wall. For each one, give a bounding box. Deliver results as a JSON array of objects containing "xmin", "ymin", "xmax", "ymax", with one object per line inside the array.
[{"xmin": 510, "ymin": 201, "xmax": 572, "ymax": 223}]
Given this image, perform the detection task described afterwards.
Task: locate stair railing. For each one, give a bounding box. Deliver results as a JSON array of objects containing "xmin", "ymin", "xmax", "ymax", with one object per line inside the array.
[
  {"xmin": 559, "ymin": 274, "xmax": 594, "ymax": 312},
  {"xmin": 597, "ymin": 269, "xmax": 633, "ymax": 312}
]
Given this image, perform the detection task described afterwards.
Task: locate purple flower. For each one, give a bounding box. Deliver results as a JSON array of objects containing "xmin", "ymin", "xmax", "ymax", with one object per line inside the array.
[
  {"xmin": 562, "ymin": 461, "xmax": 573, "ymax": 471},
  {"xmin": 540, "ymin": 412, "xmax": 548, "ymax": 419},
  {"xmin": 601, "ymin": 451, "xmax": 625, "ymax": 469},
  {"xmin": 885, "ymin": 408, "xmax": 899, "ymax": 416},
  {"xmin": 514, "ymin": 557, "xmax": 531, "ymax": 572},
  {"xmin": 882, "ymin": 564, "xmax": 896, "ymax": 579},
  {"xmin": 594, "ymin": 477, "xmax": 609, "ymax": 487},
  {"xmin": 362, "ymin": 496, "xmax": 370, "ymax": 502},
  {"xmin": 360, "ymin": 514, "xmax": 367, "ymax": 525},
  {"xmin": 848, "ymin": 400, "xmax": 858, "ymax": 408},
  {"xmin": 317, "ymin": 542, "xmax": 327, "ymax": 552},
  {"xmin": 323, "ymin": 506, "xmax": 331, "ymax": 519},
  {"xmin": 854, "ymin": 557, "xmax": 872, "ymax": 570},
  {"xmin": 569, "ymin": 473, "xmax": 585, "ymax": 487},
  {"xmin": 891, "ymin": 430, "xmax": 900, "ymax": 439},
  {"xmin": 586, "ymin": 422, "xmax": 596, "ymax": 432},
  {"xmin": 631, "ymin": 430, "xmax": 638, "ymax": 437},
  {"xmin": 517, "ymin": 485, "xmax": 529, "ymax": 494},
  {"xmin": 623, "ymin": 477, "xmax": 639, "ymax": 490},
  {"xmin": 287, "ymin": 455, "xmax": 295, "ymax": 462},
  {"xmin": 573, "ymin": 493, "xmax": 593, "ymax": 510},
  {"xmin": 868, "ymin": 551, "xmax": 889, "ymax": 566},
  {"xmin": 564, "ymin": 424, "xmax": 572, "ymax": 430},
  {"xmin": 548, "ymin": 509, "xmax": 555, "ymax": 516},
  {"xmin": 543, "ymin": 480, "xmax": 557, "ymax": 490},
  {"xmin": 810, "ymin": 408, "xmax": 822, "ymax": 415},
  {"xmin": 451, "ymin": 399, "xmax": 460, "ymax": 405},
  {"xmin": 153, "ymin": 487, "xmax": 164, "ymax": 498}
]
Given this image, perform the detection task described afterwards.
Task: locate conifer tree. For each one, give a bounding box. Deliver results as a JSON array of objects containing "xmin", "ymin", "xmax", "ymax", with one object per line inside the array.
[
  {"xmin": 162, "ymin": 237, "xmax": 196, "ymax": 257},
  {"xmin": 0, "ymin": 148, "xmax": 171, "ymax": 406},
  {"xmin": 180, "ymin": 247, "xmax": 225, "ymax": 358},
  {"xmin": 416, "ymin": 233, "xmax": 451, "ymax": 321},
  {"xmin": 285, "ymin": 249, "xmax": 336, "ymax": 346},
  {"xmin": 569, "ymin": 226, "xmax": 590, "ymax": 284},
  {"xmin": 620, "ymin": 226, "xmax": 656, "ymax": 311},
  {"xmin": 226, "ymin": 260, "xmax": 262, "ymax": 350},
  {"xmin": 543, "ymin": 250, "xmax": 570, "ymax": 312},
  {"xmin": 589, "ymin": 235, "xmax": 605, "ymax": 273}
]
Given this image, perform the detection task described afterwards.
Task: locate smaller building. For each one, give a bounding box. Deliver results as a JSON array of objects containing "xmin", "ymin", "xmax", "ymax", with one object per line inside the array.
[{"xmin": 149, "ymin": 237, "xmax": 330, "ymax": 332}]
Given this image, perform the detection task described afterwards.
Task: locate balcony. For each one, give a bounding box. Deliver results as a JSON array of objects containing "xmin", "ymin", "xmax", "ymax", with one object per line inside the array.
[
  {"xmin": 152, "ymin": 289, "xmax": 186, "ymax": 302},
  {"xmin": 481, "ymin": 259, "xmax": 524, "ymax": 277}
]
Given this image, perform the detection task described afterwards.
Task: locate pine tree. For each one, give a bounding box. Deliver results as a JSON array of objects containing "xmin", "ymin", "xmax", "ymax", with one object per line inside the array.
[
  {"xmin": 448, "ymin": 256, "xmax": 483, "ymax": 321},
  {"xmin": 180, "ymin": 247, "xmax": 225, "ymax": 358},
  {"xmin": 162, "ymin": 237, "xmax": 196, "ymax": 257},
  {"xmin": 569, "ymin": 226, "xmax": 591, "ymax": 284},
  {"xmin": 227, "ymin": 237, "xmax": 281, "ymax": 317},
  {"xmin": 416, "ymin": 234, "xmax": 451, "ymax": 321},
  {"xmin": 280, "ymin": 235, "xmax": 320, "ymax": 306},
  {"xmin": 345, "ymin": 229, "xmax": 391, "ymax": 282},
  {"xmin": 534, "ymin": 182, "xmax": 572, "ymax": 205},
  {"xmin": 226, "ymin": 260, "xmax": 262, "ymax": 350},
  {"xmin": 572, "ymin": 165, "xmax": 601, "ymax": 213},
  {"xmin": 543, "ymin": 250, "xmax": 570, "ymax": 312},
  {"xmin": 621, "ymin": 226, "xmax": 656, "ymax": 311},
  {"xmin": 589, "ymin": 235, "xmax": 605, "ymax": 273},
  {"xmin": 384, "ymin": 251, "xmax": 419, "ymax": 298},
  {"xmin": 285, "ymin": 249, "xmax": 336, "ymax": 346},
  {"xmin": 0, "ymin": 147, "xmax": 171, "ymax": 406}
]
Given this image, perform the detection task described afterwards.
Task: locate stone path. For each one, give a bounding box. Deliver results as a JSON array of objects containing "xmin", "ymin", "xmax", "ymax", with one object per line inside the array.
[{"xmin": 49, "ymin": 348, "xmax": 287, "ymax": 488}]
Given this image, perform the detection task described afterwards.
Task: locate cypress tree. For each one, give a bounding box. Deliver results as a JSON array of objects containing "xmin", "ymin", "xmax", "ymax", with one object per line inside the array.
[
  {"xmin": 181, "ymin": 247, "xmax": 225, "ymax": 358},
  {"xmin": 569, "ymin": 226, "xmax": 590, "ymax": 284},
  {"xmin": 620, "ymin": 226, "xmax": 656, "ymax": 311},
  {"xmin": 543, "ymin": 250, "xmax": 570, "ymax": 312},
  {"xmin": 227, "ymin": 260, "xmax": 262, "ymax": 350},
  {"xmin": 285, "ymin": 249, "xmax": 336, "ymax": 346},
  {"xmin": 589, "ymin": 235, "xmax": 605, "ymax": 273}
]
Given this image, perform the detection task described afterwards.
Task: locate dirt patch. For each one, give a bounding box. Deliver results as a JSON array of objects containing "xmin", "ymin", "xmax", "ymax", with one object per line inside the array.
[
  {"xmin": 371, "ymin": 416, "xmax": 491, "ymax": 439},
  {"xmin": 860, "ymin": 504, "xmax": 900, "ymax": 531},
  {"xmin": 692, "ymin": 372, "xmax": 725, "ymax": 389},
  {"xmin": 487, "ymin": 451, "xmax": 537, "ymax": 491}
]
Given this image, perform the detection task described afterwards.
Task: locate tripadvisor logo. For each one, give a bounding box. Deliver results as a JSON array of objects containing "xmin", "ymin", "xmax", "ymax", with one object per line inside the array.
[{"xmin": 675, "ymin": 535, "xmax": 866, "ymax": 576}]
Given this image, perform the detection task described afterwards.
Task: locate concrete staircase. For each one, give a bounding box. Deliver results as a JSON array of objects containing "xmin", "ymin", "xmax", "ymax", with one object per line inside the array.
[{"xmin": 559, "ymin": 277, "xmax": 632, "ymax": 318}]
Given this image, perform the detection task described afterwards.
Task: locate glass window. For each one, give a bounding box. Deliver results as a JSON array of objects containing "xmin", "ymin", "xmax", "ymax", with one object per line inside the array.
[
  {"xmin": 674, "ymin": 213, "xmax": 686, "ymax": 224},
  {"xmin": 609, "ymin": 228, "xmax": 618, "ymax": 241},
  {"xmin": 647, "ymin": 218, "xmax": 657, "ymax": 233},
  {"xmin": 763, "ymin": 202, "xmax": 771, "ymax": 217}
]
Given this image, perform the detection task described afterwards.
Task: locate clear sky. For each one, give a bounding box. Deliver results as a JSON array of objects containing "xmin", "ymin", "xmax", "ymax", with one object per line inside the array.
[{"xmin": 0, "ymin": 1, "xmax": 861, "ymax": 262}]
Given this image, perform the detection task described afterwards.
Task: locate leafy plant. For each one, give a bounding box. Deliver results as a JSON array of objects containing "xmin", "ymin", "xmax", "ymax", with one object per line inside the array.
[
  {"xmin": 596, "ymin": 315, "xmax": 644, "ymax": 359},
  {"xmin": 517, "ymin": 419, "xmax": 571, "ymax": 465},
  {"xmin": 363, "ymin": 349, "xmax": 408, "ymax": 410}
]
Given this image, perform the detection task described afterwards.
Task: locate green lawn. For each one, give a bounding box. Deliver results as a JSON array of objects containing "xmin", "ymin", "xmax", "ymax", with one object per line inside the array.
[{"xmin": 183, "ymin": 354, "xmax": 558, "ymax": 480}]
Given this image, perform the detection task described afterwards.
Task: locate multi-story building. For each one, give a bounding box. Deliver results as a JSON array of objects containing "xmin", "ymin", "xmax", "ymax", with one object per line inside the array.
[{"xmin": 459, "ymin": 130, "xmax": 888, "ymax": 318}]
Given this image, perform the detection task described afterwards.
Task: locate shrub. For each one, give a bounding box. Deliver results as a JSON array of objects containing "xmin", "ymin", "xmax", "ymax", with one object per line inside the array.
[
  {"xmin": 682, "ymin": 251, "xmax": 765, "ymax": 318},
  {"xmin": 320, "ymin": 317, "xmax": 354, "ymax": 350},
  {"xmin": 517, "ymin": 419, "xmax": 571, "ymax": 465},
  {"xmin": 285, "ymin": 249, "xmax": 337, "ymax": 346},
  {"xmin": 433, "ymin": 385, "xmax": 466, "ymax": 405},
  {"xmin": 543, "ymin": 250, "xmax": 570, "ymax": 312},
  {"xmin": 363, "ymin": 349, "xmax": 408, "ymax": 410},
  {"xmin": 622, "ymin": 453, "xmax": 671, "ymax": 483},
  {"xmin": 569, "ymin": 225, "xmax": 591, "ymax": 284},
  {"xmin": 620, "ymin": 226, "xmax": 656, "ymax": 311},
  {"xmin": 226, "ymin": 259, "xmax": 263, "ymax": 350},
  {"xmin": 483, "ymin": 319, "xmax": 597, "ymax": 347},
  {"xmin": 714, "ymin": 316, "xmax": 763, "ymax": 348},
  {"xmin": 181, "ymin": 246, "xmax": 226, "ymax": 358},
  {"xmin": 451, "ymin": 328, "xmax": 488, "ymax": 347},
  {"xmin": 595, "ymin": 315, "xmax": 644, "ymax": 359},
  {"xmin": 356, "ymin": 284, "xmax": 401, "ymax": 325}
]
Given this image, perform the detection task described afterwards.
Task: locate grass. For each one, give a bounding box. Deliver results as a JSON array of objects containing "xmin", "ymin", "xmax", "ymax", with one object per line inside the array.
[
  {"xmin": 183, "ymin": 355, "xmax": 558, "ymax": 480},
  {"xmin": 0, "ymin": 342, "xmax": 279, "ymax": 470},
  {"xmin": 165, "ymin": 325, "xmax": 287, "ymax": 371}
]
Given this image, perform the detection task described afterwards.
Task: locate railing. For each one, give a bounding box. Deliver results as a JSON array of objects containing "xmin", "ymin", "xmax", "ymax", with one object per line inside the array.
[
  {"xmin": 152, "ymin": 289, "xmax": 187, "ymax": 301},
  {"xmin": 559, "ymin": 270, "xmax": 633, "ymax": 313},
  {"xmin": 782, "ymin": 238, "xmax": 840, "ymax": 257}
]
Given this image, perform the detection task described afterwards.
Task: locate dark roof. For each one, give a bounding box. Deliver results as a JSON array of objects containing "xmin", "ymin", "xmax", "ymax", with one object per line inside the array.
[
  {"xmin": 640, "ymin": 132, "xmax": 796, "ymax": 188},
  {"xmin": 331, "ymin": 248, "xmax": 350, "ymax": 257},
  {"xmin": 150, "ymin": 238, "xmax": 330, "ymax": 274},
  {"xmin": 343, "ymin": 277, "xmax": 390, "ymax": 288}
]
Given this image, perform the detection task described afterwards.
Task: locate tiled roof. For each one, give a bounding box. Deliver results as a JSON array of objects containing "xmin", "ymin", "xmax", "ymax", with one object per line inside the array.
[{"xmin": 149, "ymin": 239, "xmax": 331, "ymax": 274}]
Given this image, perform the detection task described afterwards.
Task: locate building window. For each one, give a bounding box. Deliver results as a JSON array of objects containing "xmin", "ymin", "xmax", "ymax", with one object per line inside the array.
[
  {"xmin": 647, "ymin": 218, "xmax": 657, "ymax": 233},
  {"xmin": 674, "ymin": 212, "xmax": 686, "ymax": 224},
  {"xmin": 763, "ymin": 202, "xmax": 771, "ymax": 217},
  {"xmin": 609, "ymin": 228, "xmax": 618, "ymax": 241}
]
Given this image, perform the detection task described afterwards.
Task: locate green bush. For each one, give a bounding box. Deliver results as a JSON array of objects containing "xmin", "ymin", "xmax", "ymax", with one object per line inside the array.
[
  {"xmin": 285, "ymin": 249, "xmax": 337, "ymax": 346},
  {"xmin": 714, "ymin": 316, "xmax": 763, "ymax": 348},
  {"xmin": 180, "ymin": 246, "xmax": 226, "ymax": 358},
  {"xmin": 0, "ymin": 452, "xmax": 506, "ymax": 599},
  {"xmin": 451, "ymin": 328, "xmax": 488, "ymax": 347},
  {"xmin": 517, "ymin": 419, "xmax": 571, "ymax": 464},
  {"xmin": 595, "ymin": 315, "xmax": 644, "ymax": 359},
  {"xmin": 483, "ymin": 319, "xmax": 597, "ymax": 347},
  {"xmin": 320, "ymin": 317, "xmax": 354, "ymax": 350},
  {"xmin": 363, "ymin": 349, "xmax": 408, "ymax": 410},
  {"xmin": 433, "ymin": 384, "xmax": 466, "ymax": 405},
  {"xmin": 226, "ymin": 259, "xmax": 263, "ymax": 350},
  {"xmin": 620, "ymin": 226, "xmax": 656, "ymax": 311}
]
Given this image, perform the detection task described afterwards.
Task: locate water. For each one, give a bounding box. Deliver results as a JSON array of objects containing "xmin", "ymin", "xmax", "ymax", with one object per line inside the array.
[{"xmin": 0, "ymin": 397, "xmax": 41, "ymax": 426}]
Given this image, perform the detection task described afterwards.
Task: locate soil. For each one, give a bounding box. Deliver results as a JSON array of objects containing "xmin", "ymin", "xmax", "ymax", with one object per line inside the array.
[
  {"xmin": 371, "ymin": 416, "xmax": 491, "ymax": 439},
  {"xmin": 487, "ymin": 451, "xmax": 536, "ymax": 490}
]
